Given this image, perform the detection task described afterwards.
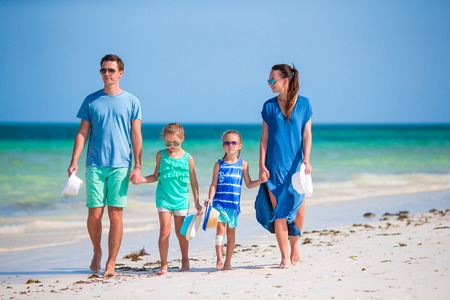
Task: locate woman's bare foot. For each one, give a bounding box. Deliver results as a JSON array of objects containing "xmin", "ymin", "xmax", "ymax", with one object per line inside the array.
[
  {"xmin": 90, "ymin": 252, "xmax": 102, "ymax": 273},
  {"xmin": 216, "ymin": 259, "xmax": 224, "ymax": 270},
  {"xmin": 290, "ymin": 239, "xmax": 301, "ymax": 265},
  {"xmin": 222, "ymin": 263, "xmax": 232, "ymax": 271}
]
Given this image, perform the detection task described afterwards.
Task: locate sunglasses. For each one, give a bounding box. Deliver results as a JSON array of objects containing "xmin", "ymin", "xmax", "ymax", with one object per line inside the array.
[
  {"xmin": 267, "ymin": 79, "xmax": 276, "ymax": 85},
  {"xmin": 99, "ymin": 68, "xmax": 117, "ymax": 74},
  {"xmin": 223, "ymin": 141, "xmax": 239, "ymax": 146},
  {"xmin": 165, "ymin": 141, "xmax": 180, "ymax": 147}
]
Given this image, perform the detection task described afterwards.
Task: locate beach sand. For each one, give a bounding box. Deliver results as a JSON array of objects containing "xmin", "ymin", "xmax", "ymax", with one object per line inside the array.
[{"xmin": 1, "ymin": 195, "xmax": 449, "ymax": 299}]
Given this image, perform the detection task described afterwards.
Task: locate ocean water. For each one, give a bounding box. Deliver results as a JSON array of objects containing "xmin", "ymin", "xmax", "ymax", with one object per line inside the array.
[{"xmin": 1, "ymin": 123, "xmax": 450, "ymax": 253}]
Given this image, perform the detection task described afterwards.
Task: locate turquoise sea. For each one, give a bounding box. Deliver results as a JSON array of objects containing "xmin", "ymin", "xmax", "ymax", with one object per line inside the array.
[{"xmin": 1, "ymin": 123, "xmax": 450, "ymax": 253}]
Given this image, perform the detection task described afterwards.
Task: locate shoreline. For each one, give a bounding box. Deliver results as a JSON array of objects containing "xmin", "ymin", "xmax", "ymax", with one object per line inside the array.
[{"xmin": 0, "ymin": 202, "xmax": 450, "ymax": 299}]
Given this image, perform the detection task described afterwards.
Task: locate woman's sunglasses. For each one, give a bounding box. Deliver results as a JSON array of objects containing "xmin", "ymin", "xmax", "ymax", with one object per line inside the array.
[{"xmin": 267, "ymin": 79, "xmax": 276, "ymax": 85}]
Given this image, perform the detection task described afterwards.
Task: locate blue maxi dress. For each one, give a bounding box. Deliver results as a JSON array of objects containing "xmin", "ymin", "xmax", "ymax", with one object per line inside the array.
[{"xmin": 255, "ymin": 95, "xmax": 312, "ymax": 236}]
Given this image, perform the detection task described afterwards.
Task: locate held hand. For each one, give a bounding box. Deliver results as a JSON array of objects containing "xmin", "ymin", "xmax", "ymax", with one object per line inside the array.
[
  {"xmin": 259, "ymin": 172, "xmax": 268, "ymax": 183},
  {"xmin": 259, "ymin": 166, "xmax": 270, "ymax": 181},
  {"xmin": 130, "ymin": 167, "xmax": 142, "ymax": 185}
]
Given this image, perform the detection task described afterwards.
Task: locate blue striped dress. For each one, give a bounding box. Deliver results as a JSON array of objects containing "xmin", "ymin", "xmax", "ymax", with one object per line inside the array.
[{"xmin": 212, "ymin": 159, "xmax": 243, "ymax": 228}]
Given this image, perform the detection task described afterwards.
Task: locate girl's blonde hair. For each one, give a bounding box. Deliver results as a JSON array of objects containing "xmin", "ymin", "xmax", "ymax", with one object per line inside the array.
[
  {"xmin": 222, "ymin": 130, "xmax": 242, "ymax": 159},
  {"xmin": 162, "ymin": 123, "xmax": 184, "ymax": 138}
]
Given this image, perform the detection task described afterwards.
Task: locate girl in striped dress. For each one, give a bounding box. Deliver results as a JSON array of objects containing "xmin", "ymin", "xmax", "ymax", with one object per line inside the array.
[{"xmin": 205, "ymin": 130, "xmax": 266, "ymax": 270}]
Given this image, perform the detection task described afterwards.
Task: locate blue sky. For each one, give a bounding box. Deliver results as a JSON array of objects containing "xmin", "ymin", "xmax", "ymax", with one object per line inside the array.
[{"xmin": 1, "ymin": 0, "xmax": 449, "ymax": 124}]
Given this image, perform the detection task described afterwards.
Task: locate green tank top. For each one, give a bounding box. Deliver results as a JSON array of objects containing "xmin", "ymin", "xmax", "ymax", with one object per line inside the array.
[{"xmin": 155, "ymin": 150, "xmax": 190, "ymax": 210}]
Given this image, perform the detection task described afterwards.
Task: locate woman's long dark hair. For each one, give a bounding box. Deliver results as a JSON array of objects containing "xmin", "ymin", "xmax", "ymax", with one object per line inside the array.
[{"xmin": 272, "ymin": 64, "xmax": 299, "ymax": 120}]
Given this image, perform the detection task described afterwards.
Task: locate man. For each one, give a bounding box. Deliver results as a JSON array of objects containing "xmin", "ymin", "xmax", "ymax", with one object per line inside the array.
[{"xmin": 67, "ymin": 54, "xmax": 143, "ymax": 276}]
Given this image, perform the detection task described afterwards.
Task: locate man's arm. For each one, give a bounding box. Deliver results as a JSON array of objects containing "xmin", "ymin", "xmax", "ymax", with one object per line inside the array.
[
  {"xmin": 67, "ymin": 120, "xmax": 90, "ymax": 176},
  {"xmin": 130, "ymin": 119, "xmax": 143, "ymax": 184}
]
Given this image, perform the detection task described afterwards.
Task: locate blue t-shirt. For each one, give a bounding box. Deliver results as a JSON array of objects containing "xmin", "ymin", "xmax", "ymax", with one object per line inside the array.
[{"xmin": 77, "ymin": 89, "xmax": 142, "ymax": 168}]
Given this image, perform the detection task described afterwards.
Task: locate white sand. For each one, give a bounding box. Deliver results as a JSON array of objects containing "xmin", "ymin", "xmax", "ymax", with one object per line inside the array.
[{"xmin": 1, "ymin": 204, "xmax": 449, "ymax": 299}]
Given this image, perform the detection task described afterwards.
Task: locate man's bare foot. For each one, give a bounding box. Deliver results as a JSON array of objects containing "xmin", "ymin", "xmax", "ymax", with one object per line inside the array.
[
  {"xmin": 90, "ymin": 252, "xmax": 102, "ymax": 273},
  {"xmin": 277, "ymin": 259, "xmax": 291, "ymax": 269},
  {"xmin": 104, "ymin": 271, "xmax": 117, "ymax": 278},
  {"xmin": 290, "ymin": 239, "xmax": 301, "ymax": 265},
  {"xmin": 216, "ymin": 259, "xmax": 224, "ymax": 270}
]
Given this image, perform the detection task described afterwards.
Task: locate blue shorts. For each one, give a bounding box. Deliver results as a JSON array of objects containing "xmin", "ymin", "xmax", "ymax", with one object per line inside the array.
[{"xmin": 85, "ymin": 167, "xmax": 130, "ymax": 208}]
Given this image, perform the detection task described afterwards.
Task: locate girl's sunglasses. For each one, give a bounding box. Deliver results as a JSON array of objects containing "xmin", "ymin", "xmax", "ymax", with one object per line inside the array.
[
  {"xmin": 165, "ymin": 141, "xmax": 180, "ymax": 147},
  {"xmin": 223, "ymin": 141, "xmax": 239, "ymax": 146}
]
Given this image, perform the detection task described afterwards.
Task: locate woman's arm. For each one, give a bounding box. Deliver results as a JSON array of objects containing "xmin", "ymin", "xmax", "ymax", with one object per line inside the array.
[
  {"xmin": 259, "ymin": 121, "xmax": 270, "ymax": 180},
  {"xmin": 302, "ymin": 119, "xmax": 313, "ymax": 174}
]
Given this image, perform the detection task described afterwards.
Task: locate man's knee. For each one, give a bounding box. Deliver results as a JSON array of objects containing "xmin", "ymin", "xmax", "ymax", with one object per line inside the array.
[{"xmin": 108, "ymin": 207, "xmax": 123, "ymax": 226}]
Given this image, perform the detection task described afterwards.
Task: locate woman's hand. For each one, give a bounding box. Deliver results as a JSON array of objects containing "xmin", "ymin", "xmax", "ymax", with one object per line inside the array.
[
  {"xmin": 259, "ymin": 165, "xmax": 270, "ymax": 182},
  {"xmin": 303, "ymin": 161, "xmax": 312, "ymax": 175}
]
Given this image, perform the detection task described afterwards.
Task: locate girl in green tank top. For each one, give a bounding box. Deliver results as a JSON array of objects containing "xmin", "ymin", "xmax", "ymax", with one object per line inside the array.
[{"xmin": 138, "ymin": 123, "xmax": 203, "ymax": 275}]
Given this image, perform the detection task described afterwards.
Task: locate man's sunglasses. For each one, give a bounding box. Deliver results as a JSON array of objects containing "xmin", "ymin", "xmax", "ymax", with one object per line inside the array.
[{"xmin": 100, "ymin": 68, "xmax": 117, "ymax": 74}]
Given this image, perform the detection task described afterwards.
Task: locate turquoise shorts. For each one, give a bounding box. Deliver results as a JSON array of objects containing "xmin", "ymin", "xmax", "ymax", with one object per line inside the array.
[
  {"xmin": 214, "ymin": 205, "xmax": 239, "ymax": 228},
  {"xmin": 85, "ymin": 166, "xmax": 130, "ymax": 208}
]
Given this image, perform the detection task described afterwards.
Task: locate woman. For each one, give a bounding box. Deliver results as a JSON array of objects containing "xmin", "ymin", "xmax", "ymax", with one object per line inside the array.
[{"xmin": 256, "ymin": 63, "xmax": 313, "ymax": 269}]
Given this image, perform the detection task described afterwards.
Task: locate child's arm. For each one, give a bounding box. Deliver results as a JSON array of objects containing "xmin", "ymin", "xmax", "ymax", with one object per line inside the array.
[
  {"xmin": 205, "ymin": 161, "xmax": 220, "ymax": 206},
  {"xmin": 188, "ymin": 155, "xmax": 202, "ymax": 214},
  {"xmin": 140, "ymin": 151, "xmax": 161, "ymax": 184},
  {"xmin": 243, "ymin": 160, "xmax": 267, "ymax": 189}
]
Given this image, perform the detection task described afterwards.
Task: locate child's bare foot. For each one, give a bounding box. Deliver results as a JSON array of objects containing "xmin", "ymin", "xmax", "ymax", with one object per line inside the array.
[
  {"xmin": 216, "ymin": 259, "xmax": 224, "ymax": 270},
  {"xmin": 180, "ymin": 264, "xmax": 190, "ymax": 272},
  {"xmin": 90, "ymin": 252, "xmax": 102, "ymax": 273},
  {"xmin": 157, "ymin": 264, "xmax": 168, "ymax": 275},
  {"xmin": 180, "ymin": 259, "xmax": 190, "ymax": 272}
]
